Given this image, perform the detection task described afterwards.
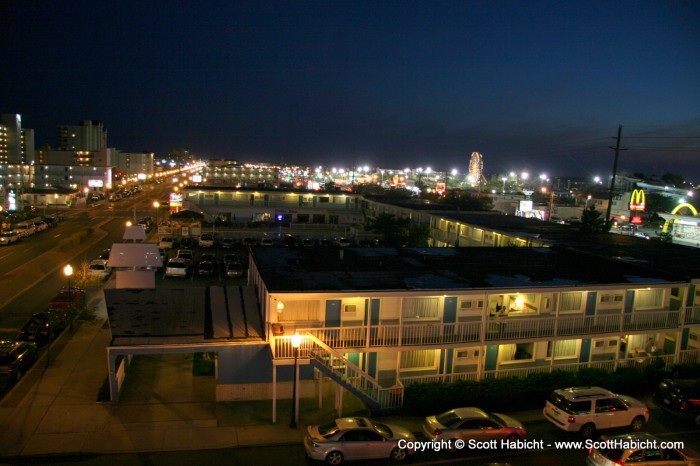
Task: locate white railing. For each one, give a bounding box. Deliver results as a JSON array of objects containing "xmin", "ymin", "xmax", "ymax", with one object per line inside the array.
[
  {"xmin": 483, "ymin": 360, "xmax": 619, "ymax": 379},
  {"xmin": 556, "ymin": 314, "xmax": 621, "ymax": 336},
  {"xmin": 306, "ymin": 335, "xmax": 403, "ymax": 409},
  {"xmin": 400, "ymin": 372, "xmax": 479, "ymax": 387},
  {"xmin": 485, "ymin": 317, "xmax": 556, "ymax": 340},
  {"xmin": 270, "ymin": 310, "xmax": 689, "ymax": 358},
  {"xmin": 685, "ymin": 306, "xmax": 700, "ymax": 324},
  {"xmin": 617, "ymin": 353, "xmax": 675, "ymax": 369},
  {"xmin": 678, "ymin": 349, "xmax": 700, "ymax": 365},
  {"xmin": 623, "ymin": 311, "xmax": 681, "ymax": 331}
]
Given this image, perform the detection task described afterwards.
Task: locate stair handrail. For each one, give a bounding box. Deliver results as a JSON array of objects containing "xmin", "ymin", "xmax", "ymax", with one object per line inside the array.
[{"xmin": 306, "ymin": 334, "xmax": 384, "ymax": 393}]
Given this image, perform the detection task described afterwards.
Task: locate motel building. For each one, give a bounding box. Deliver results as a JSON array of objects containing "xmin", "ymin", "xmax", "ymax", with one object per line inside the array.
[{"xmin": 104, "ymin": 246, "xmax": 700, "ymax": 421}]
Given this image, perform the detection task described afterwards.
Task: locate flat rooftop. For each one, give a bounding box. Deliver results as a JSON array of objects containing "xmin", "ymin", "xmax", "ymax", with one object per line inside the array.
[
  {"xmin": 105, "ymin": 286, "xmax": 264, "ymax": 346},
  {"xmin": 251, "ymin": 246, "xmax": 691, "ymax": 293}
]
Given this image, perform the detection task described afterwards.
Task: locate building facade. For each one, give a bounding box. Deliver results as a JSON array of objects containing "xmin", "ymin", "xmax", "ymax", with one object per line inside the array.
[{"xmin": 245, "ymin": 246, "xmax": 700, "ymax": 419}]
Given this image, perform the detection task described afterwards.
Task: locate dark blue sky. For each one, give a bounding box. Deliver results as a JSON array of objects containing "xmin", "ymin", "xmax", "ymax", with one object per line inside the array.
[{"xmin": 3, "ymin": 1, "xmax": 699, "ymax": 181}]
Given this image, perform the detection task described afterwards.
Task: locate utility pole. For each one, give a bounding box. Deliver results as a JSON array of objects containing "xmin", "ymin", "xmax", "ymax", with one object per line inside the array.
[{"xmin": 605, "ymin": 125, "xmax": 626, "ymax": 230}]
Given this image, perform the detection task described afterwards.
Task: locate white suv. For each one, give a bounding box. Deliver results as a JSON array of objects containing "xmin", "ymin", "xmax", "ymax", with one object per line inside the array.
[
  {"xmin": 543, "ymin": 386, "xmax": 649, "ymax": 438},
  {"xmin": 198, "ymin": 234, "xmax": 215, "ymax": 248}
]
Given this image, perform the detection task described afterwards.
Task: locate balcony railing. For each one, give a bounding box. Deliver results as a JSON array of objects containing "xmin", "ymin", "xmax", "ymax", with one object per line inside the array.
[
  {"xmin": 270, "ymin": 310, "xmax": 689, "ymax": 357},
  {"xmin": 685, "ymin": 306, "xmax": 700, "ymax": 325}
]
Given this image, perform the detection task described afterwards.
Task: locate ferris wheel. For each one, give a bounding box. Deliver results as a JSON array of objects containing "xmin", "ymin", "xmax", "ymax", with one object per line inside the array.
[{"xmin": 468, "ymin": 152, "xmax": 486, "ymax": 186}]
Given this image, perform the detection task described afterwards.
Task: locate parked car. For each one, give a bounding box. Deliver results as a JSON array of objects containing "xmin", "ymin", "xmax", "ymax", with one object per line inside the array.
[
  {"xmin": 43, "ymin": 216, "xmax": 62, "ymax": 227},
  {"xmin": 158, "ymin": 237, "xmax": 177, "ymax": 249},
  {"xmin": 48, "ymin": 287, "xmax": 86, "ymax": 322},
  {"xmin": 179, "ymin": 237, "xmax": 197, "ymax": 249},
  {"xmin": 13, "ymin": 222, "xmax": 36, "ymax": 238},
  {"xmin": 653, "ymin": 378, "xmax": 700, "ymax": 427},
  {"xmin": 242, "ymin": 237, "xmax": 257, "ymax": 246},
  {"xmin": 200, "ymin": 253, "xmax": 217, "ymax": 266},
  {"xmin": 221, "ymin": 237, "xmax": 235, "ymax": 249},
  {"xmin": 18, "ymin": 311, "xmax": 66, "ymax": 344},
  {"xmin": 223, "ymin": 253, "xmax": 240, "ymax": 266},
  {"xmin": 423, "ymin": 407, "xmax": 526, "ymax": 447},
  {"xmin": 0, "ymin": 231, "xmax": 20, "ymax": 245},
  {"xmin": 543, "ymin": 386, "xmax": 649, "ymax": 438},
  {"xmin": 260, "ymin": 237, "xmax": 274, "ymax": 246},
  {"xmin": 304, "ymin": 417, "xmax": 415, "ymax": 464},
  {"xmin": 88, "ymin": 259, "xmax": 111, "ymax": 280},
  {"xmin": 225, "ymin": 262, "xmax": 243, "ymax": 278},
  {"xmin": 98, "ymin": 249, "xmax": 111, "ymax": 261},
  {"xmin": 199, "ymin": 233, "xmax": 215, "ymax": 248},
  {"xmin": 196, "ymin": 261, "xmax": 216, "ymax": 277},
  {"xmin": 0, "ymin": 340, "xmax": 39, "ymax": 382},
  {"xmin": 34, "ymin": 221, "xmax": 49, "ymax": 232},
  {"xmin": 586, "ymin": 432, "xmax": 700, "ymax": 465},
  {"xmin": 165, "ymin": 259, "xmax": 189, "ymax": 278},
  {"xmin": 334, "ymin": 237, "xmax": 352, "ymax": 247},
  {"xmin": 176, "ymin": 249, "xmax": 194, "ymax": 266}
]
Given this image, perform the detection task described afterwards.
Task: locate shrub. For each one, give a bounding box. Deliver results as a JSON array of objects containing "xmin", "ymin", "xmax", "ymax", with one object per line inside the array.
[{"xmin": 401, "ymin": 363, "xmax": 700, "ymax": 416}]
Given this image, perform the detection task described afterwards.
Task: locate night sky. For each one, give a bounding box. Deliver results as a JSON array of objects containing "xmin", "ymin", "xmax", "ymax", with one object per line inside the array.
[{"xmin": 2, "ymin": 1, "xmax": 699, "ymax": 180}]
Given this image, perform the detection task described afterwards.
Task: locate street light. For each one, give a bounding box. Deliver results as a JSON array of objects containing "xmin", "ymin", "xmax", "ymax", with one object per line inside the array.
[
  {"xmin": 153, "ymin": 201, "xmax": 160, "ymax": 232},
  {"xmin": 49, "ymin": 264, "xmax": 73, "ymax": 367},
  {"xmin": 64, "ymin": 264, "xmax": 73, "ymax": 292},
  {"xmin": 290, "ymin": 332, "xmax": 301, "ymax": 428}
]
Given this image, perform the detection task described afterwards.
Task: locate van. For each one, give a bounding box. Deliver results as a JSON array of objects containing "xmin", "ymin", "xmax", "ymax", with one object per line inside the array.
[{"xmin": 14, "ymin": 223, "xmax": 37, "ymax": 238}]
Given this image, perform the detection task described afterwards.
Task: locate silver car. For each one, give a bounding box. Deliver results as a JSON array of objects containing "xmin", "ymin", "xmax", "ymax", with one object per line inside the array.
[
  {"xmin": 0, "ymin": 231, "xmax": 20, "ymax": 245},
  {"xmin": 423, "ymin": 407, "xmax": 526, "ymax": 446},
  {"xmin": 586, "ymin": 432, "xmax": 700, "ymax": 465},
  {"xmin": 304, "ymin": 417, "xmax": 415, "ymax": 465}
]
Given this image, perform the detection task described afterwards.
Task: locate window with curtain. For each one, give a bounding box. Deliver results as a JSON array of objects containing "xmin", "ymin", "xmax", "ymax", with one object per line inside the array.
[
  {"xmin": 277, "ymin": 301, "xmax": 320, "ymax": 322},
  {"xmin": 500, "ymin": 343, "xmax": 534, "ymax": 362},
  {"xmin": 400, "ymin": 350, "xmax": 439, "ymax": 370},
  {"xmin": 547, "ymin": 339, "xmax": 579, "ymax": 359},
  {"xmin": 402, "ymin": 298, "xmax": 440, "ymax": 320},
  {"xmin": 635, "ymin": 289, "xmax": 663, "ymax": 309},
  {"xmin": 559, "ymin": 292, "xmax": 583, "ymax": 312}
]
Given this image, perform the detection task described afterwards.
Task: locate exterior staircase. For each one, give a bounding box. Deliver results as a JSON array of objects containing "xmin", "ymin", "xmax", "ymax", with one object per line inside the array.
[{"xmin": 305, "ymin": 334, "xmax": 403, "ymax": 412}]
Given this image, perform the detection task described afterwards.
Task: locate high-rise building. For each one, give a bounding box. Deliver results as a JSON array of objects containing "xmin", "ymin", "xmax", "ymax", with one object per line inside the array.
[
  {"xmin": 0, "ymin": 113, "xmax": 34, "ymax": 165},
  {"xmin": 57, "ymin": 120, "xmax": 107, "ymax": 151}
]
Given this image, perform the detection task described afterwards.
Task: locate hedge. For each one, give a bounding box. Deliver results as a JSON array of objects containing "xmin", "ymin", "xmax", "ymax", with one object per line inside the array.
[{"xmin": 402, "ymin": 361, "xmax": 699, "ymax": 416}]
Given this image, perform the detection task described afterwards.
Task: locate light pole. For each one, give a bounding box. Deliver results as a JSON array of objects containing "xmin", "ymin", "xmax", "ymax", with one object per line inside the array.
[
  {"xmin": 153, "ymin": 201, "xmax": 160, "ymax": 234},
  {"xmin": 290, "ymin": 332, "xmax": 301, "ymax": 428}
]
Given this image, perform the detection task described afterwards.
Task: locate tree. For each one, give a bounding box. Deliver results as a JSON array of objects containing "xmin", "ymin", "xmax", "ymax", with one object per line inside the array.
[
  {"xmin": 579, "ymin": 205, "xmax": 606, "ymax": 233},
  {"xmin": 365, "ymin": 213, "xmax": 412, "ymax": 247},
  {"xmin": 442, "ymin": 190, "xmax": 493, "ymax": 211},
  {"xmin": 660, "ymin": 173, "xmax": 684, "ymax": 187}
]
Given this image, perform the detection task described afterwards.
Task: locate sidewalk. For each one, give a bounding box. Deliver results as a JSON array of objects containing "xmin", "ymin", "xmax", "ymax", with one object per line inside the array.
[{"xmin": 0, "ymin": 290, "xmax": 546, "ymax": 459}]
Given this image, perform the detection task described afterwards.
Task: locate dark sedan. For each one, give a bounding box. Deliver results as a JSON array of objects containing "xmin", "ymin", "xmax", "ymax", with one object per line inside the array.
[
  {"xmin": 196, "ymin": 261, "xmax": 217, "ymax": 277},
  {"xmin": 653, "ymin": 378, "xmax": 700, "ymax": 427},
  {"xmin": 18, "ymin": 311, "xmax": 66, "ymax": 344}
]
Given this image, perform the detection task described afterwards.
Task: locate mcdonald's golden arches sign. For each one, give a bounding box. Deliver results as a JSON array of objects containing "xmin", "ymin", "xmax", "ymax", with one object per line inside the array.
[{"xmin": 629, "ymin": 189, "xmax": 646, "ymax": 211}]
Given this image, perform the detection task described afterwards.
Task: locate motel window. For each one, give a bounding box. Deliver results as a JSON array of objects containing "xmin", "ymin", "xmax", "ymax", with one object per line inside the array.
[
  {"xmin": 277, "ymin": 301, "xmax": 320, "ymax": 322},
  {"xmin": 500, "ymin": 343, "xmax": 534, "ymax": 363},
  {"xmin": 635, "ymin": 289, "xmax": 664, "ymax": 310},
  {"xmin": 546, "ymin": 339, "xmax": 579, "ymax": 359},
  {"xmin": 402, "ymin": 298, "xmax": 440, "ymax": 320},
  {"xmin": 460, "ymin": 300, "xmax": 484, "ymax": 310},
  {"xmin": 400, "ymin": 350, "xmax": 439, "ymax": 371},
  {"xmin": 559, "ymin": 292, "xmax": 582, "ymax": 312},
  {"xmin": 600, "ymin": 294, "xmax": 623, "ymax": 303}
]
